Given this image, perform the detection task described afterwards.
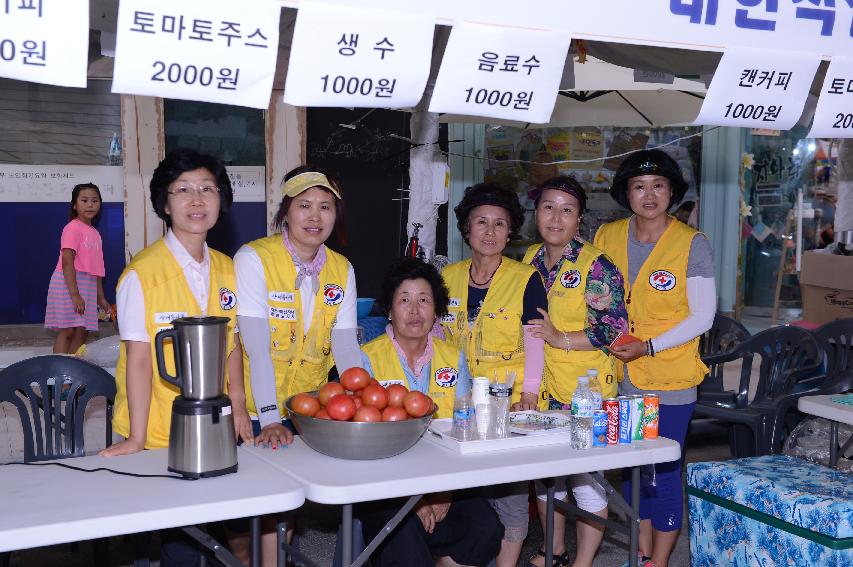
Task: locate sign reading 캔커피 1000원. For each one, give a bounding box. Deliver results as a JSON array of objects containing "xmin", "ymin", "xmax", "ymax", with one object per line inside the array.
[
  {"xmin": 0, "ymin": 0, "xmax": 88, "ymax": 87},
  {"xmin": 111, "ymin": 0, "xmax": 281, "ymax": 109}
]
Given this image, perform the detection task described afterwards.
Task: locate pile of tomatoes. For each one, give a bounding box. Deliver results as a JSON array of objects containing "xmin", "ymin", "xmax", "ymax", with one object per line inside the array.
[{"xmin": 289, "ymin": 367, "xmax": 434, "ymax": 422}]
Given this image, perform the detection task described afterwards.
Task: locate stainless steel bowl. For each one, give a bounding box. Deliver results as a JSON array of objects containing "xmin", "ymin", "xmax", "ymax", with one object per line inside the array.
[{"xmin": 285, "ymin": 393, "xmax": 436, "ymax": 460}]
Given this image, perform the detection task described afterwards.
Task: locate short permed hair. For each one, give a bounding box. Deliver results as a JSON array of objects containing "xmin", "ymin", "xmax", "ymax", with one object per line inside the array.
[
  {"xmin": 453, "ymin": 182, "xmax": 525, "ymax": 245},
  {"xmin": 149, "ymin": 149, "xmax": 233, "ymax": 227},
  {"xmin": 379, "ymin": 257, "xmax": 450, "ymax": 319}
]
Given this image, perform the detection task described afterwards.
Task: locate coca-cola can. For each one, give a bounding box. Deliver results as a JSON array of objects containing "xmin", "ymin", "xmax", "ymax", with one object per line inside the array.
[
  {"xmin": 642, "ymin": 394, "xmax": 660, "ymax": 439},
  {"xmin": 617, "ymin": 396, "xmax": 632, "ymax": 444},
  {"xmin": 603, "ymin": 398, "xmax": 619, "ymax": 445}
]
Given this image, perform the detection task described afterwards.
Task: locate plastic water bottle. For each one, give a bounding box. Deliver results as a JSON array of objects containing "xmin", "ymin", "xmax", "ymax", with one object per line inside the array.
[
  {"xmin": 108, "ymin": 132, "xmax": 121, "ymax": 165},
  {"xmin": 587, "ymin": 369, "xmax": 603, "ymax": 411},
  {"xmin": 489, "ymin": 377, "xmax": 513, "ymax": 439},
  {"xmin": 451, "ymin": 394, "xmax": 476, "ymax": 441},
  {"xmin": 571, "ymin": 376, "xmax": 594, "ymax": 449}
]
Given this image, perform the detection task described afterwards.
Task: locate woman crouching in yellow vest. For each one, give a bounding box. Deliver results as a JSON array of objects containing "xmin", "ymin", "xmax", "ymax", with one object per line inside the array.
[
  {"xmin": 594, "ymin": 149, "xmax": 716, "ymax": 567},
  {"xmin": 234, "ymin": 166, "xmax": 363, "ymax": 449},
  {"xmin": 359, "ymin": 257, "xmax": 504, "ymax": 567},
  {"xmin": 441, "ymin": 182, "xmax": 548, "ymax": 567},
  {"xmin": 100, "ymin": 150, "xmax": 252, "ymax": 564},
  {"xmin": 524, "ymin": 176, "xmax": 628, "ymax": 567}
]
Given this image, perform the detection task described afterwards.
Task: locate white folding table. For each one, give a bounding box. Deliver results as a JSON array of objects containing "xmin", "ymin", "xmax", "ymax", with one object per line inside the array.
[
  {"xmin": 245, "ymin": 435, "xmax": 681, "ymax": 567},
  {"xmin": 798, "ymin": 394, "xmax": 853, "ymax": 468},
  {"xmin": 0, "ymin": 447, "xmax": 305, "ymax": 565}
]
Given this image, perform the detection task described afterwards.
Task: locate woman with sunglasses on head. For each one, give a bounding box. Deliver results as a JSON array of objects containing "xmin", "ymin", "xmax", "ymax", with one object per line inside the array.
[
  {"xmin": 593, "ymin": 150, "xmax": 716, "ymax": 567},
  {"xmin": 441, "ymin": 182, "xmax": 548, "ymax": 567},
  {"xmin": 523, "ymin": 176, "xmax": 628, "ymax": 567}
]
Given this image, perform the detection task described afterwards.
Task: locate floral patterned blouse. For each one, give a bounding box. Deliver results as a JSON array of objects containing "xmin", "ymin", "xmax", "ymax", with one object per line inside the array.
[{"xmin": 531, "ymin": 238, "xmax": 629, "ymax": 350}]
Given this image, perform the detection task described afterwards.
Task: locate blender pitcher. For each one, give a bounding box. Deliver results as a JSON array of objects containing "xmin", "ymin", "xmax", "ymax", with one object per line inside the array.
[{"xmin": 155, "ymin": 316, "xmax": 230, "ymax": 399}]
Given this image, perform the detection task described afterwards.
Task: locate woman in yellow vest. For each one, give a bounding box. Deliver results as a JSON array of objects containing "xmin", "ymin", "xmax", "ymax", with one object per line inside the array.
[
  {"xmin": 524, "ymin": 176, "xmax": 628, "ymax": 567},
  {"xmin": 359, "ymin": 257, "xmax": 504, "ymax": 567},
  {"xmin": 594, "ymin": 150, "xmax": 716, "ymax": 567},
  {"xmin": 234, "ymin": 166, "xmax": 363, "ymax": 448},
  {"xmin": 100, "ymin": 150, "xmax": 251, "ymax": 565},
  {"xmin": 442, "ymin": 182, "xmax": 547, "ymax": 567},
  {"xmin": 362, "ymin": 257, "xmax": 471, "ymax": 418}
]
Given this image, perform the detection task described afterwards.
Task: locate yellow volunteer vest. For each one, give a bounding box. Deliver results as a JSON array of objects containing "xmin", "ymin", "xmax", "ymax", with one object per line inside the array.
[
  {"xmin": 440, "ymin": 258, "xmax": 539, "ymax": 404},
  {"xmin": 243, "ymin": 235, "xmax": 350, "ymax": 415},
  {"xmin": 593, "ymin": 217, "xmax": 708, "ymax": 390},
  {"xmin": 363, "ymin": 334, "xmax": 462, "ymax": 419},
  {"xmin": 113, "ymin": 239, "xmax": 238, "ymax": 449},
  {"xmin": 523, "ymin": 242, "xmax": 617, "ymax": 407}
]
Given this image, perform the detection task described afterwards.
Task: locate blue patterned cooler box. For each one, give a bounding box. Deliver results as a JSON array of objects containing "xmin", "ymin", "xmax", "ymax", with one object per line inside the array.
[{"xmin": 687, "ymin": 455, "xmax": 852, "ymax": 566}]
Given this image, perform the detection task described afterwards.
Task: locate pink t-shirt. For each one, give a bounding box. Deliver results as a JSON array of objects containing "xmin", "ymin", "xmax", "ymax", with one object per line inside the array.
[{"xmin": 54, "ymin": 218, "xmax": 105, "ymax": 277}]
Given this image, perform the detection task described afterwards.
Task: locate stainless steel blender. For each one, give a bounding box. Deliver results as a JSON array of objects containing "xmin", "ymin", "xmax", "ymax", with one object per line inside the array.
[{"xmin": 155, "ymin": 316, "xmax": 237, "ymax": 479}]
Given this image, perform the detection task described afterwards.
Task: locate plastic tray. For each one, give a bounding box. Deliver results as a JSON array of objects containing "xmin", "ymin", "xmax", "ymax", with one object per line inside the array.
[
  {"xmin": 426, "ymin": 418, "xmax": 571, "ymax": 454},
  {"xmin": 509, "ymin": 410, "xmax": 572, "ymax": 435}
]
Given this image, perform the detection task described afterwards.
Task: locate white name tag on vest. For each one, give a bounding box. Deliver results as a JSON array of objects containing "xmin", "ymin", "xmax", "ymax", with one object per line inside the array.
[
  {"xmin": 269, "ymin": 291, "xmax": 295, "ymax": 303},
  {"xmin": 379, "ymin": 380, "xmax": 406, "ymax": 388},
  {"xmin": 154, "ymin": 312, "xmax": 188, "ymax": 325},
  {"xmin": 448, "ymin": 298, "xmax": 461, "ymax": 308},
  {"xmin": 440, "ymin": 313, "xmax": 457, "ymax": 323},
  {"xmin": 269, "ymin": 306, "xmax": 297, "ymax": 321}
]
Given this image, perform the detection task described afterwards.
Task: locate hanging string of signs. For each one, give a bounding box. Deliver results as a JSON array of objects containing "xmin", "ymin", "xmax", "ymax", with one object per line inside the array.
[{"xmin": 1, "ymin": 1, "xmax": 852, "ymax": 136}]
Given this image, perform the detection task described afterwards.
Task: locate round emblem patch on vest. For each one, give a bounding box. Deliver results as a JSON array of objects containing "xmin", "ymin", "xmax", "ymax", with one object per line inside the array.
[
  {"xmin": 219, "ymin": 287, "xmax": 236, "ymax": 310},
  {"xmin": 323, "ymin": 283, "xmax": 345, "ymax": 306},
  {"xmin": 560, "ymin": 270, "xmax": 582, "ymax": 289},
  {"xmin": 434, "ymin": 367, "xmax": 458, "ymax": 388},
  {"xmin": 649, "ymin": 270, "xmax": 677, "ymax": 291}
]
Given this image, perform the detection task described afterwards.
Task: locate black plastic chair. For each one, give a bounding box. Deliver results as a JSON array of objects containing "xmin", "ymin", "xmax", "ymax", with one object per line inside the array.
[
  {"xmin": 0, "ymin": 355, "xmax": 116, "ymax": 566},
  {"xmin": 0, "ymin": 355, "xmax": 116, "ymax": 461},
  {"xmin": 693, "ymin": 326, "xmax": 822, "ymax": 456},
  {"xmin": 804, "ymin": 318, "xmax": 853, "ymax": 395},
  {"xmin": 698, "ymin": 313, "xmax": 751, "ymax": 405}
]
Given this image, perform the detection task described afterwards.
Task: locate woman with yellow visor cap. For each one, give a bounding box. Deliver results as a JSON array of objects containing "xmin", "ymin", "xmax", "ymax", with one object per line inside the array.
[{"xmin": 234, "ymin": 166, "xmax": 363, "ymax": 448}]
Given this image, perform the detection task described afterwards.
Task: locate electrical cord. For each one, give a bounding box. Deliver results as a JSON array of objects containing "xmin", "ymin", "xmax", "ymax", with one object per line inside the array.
[{"xmin": 3, "ymin": 461, "xmax": 191, "ymax": 480}]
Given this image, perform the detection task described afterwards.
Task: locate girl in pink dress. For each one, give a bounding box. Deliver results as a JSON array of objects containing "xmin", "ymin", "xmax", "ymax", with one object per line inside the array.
[{"xmin": 44, "ymin": 183, "xmax": 112, "ymax": 354}]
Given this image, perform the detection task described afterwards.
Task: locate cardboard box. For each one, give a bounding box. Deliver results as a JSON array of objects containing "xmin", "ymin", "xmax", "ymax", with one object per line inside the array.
[{"xmin": 799, "ymin": 251, "xmax": 853, "ymax": 325}]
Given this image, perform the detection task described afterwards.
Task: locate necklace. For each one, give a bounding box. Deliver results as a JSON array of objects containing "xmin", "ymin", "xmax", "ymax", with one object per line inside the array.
[{"xmin": 469, "ymin": 258, "xmax": 502, "ymax": 287}]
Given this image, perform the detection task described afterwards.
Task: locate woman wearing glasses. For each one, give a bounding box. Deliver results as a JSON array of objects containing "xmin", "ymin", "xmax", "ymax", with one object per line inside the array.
[
  {"xmin": 593, "ymin": 150, "xmax": 716, "ymax": 567},
  {"xmin": 234, "ymin": 165, "xmax": 363, "ymax": 448}
]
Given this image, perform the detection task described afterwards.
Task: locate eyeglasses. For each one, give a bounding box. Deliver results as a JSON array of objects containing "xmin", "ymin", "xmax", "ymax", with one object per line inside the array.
[{"xmin": 167, "ymin": 185, "xmax": 220, "ymax": 199}]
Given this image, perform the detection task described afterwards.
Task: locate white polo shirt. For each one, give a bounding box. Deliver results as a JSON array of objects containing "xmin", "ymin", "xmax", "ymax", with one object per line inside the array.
[{"xmin": 117, "ymin": 230, "xmax": 212, "ymax": 343}]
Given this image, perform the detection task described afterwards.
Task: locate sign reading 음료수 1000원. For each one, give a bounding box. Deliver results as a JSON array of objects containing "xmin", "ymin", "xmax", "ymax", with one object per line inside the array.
[
  {"xmin": 428, "ymin": 22, "xmax": 570, "ymax": 124},
  {"xmin": 283, "ymin": 2, "xmax": 435, "ymax": 108},
  {"xmin": 694, "ymin": 47, "xmax": 820, "ymax": 131},
  {"xmin": 0, "ymin": 0, "xmax": 88, "ymax": 87},
  {"xmin": 111, "ymin": 0, "xmax": 280, "ymax": 109}
]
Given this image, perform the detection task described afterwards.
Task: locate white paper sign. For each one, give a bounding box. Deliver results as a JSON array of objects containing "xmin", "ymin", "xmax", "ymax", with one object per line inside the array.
[
  {"xmin": 808, "ymin": 57, "xmax": 853, "ymax": 139},
  {"xmin": 0, "ymin": 0, "xmax": 88, "ymax": 87},
  {"xmin": 112, "ymin": 0, "xmax": 280, "ymax": 109},
  {"xmin": 429, "ymin": 23, "xmax": 570, "ymax": 123},
  {"xmin": 284, "ymin": 3, "xmax": 434, "ymax": 108},
  {"xmin": 695, "ymin": 48, "xmax": 820, "ymax": 130},
  {"xmin": 0, "ymin": 165, "xmax": 123, "ymax": 203},
  {"xmin": 226, "ymin": 166, "xmax": 265, "ymax": 203}
]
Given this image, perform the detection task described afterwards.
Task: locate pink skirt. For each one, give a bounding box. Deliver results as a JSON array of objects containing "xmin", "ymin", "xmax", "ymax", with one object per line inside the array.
[{"xmin": 44, "ymin": 269, "xmax": 99, "ymax": 331}]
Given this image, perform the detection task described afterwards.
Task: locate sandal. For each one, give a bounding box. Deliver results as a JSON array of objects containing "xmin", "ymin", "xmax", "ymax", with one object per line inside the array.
[{"xmin": 526, "ymin": 549, "xmax": 571, "ymax": 567}]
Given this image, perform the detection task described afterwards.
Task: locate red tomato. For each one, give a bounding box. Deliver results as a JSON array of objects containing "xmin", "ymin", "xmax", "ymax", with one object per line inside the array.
[
  {"xmin": 318, "ymin": 382, "xmax": 345, "ymax": 406},
  {"xmin": 403, "ymin": 391, "xmax": 432, "ymax": 418},
  {"xmin": 385, "ymin": 384, "xmax": 409, "ymax": 408},
  {"xmin": 290, "ymin": 393, "xmax": 320, "ymax": 417},
  {"xmin": 381, "ymin": 406, "xmax": 408, "ymax": 422},
  {"xmin": 361, "ymin": 384, "xmax": 388, "ymax": 410},
  {"xmin": 353, "ymin": 405, "xmax": 382, "ymax": 422},
  {"xmin": 325, "ymin": 394, "xmax": 357, "ymax": 421},
  {"xmin": 340, "ymin": 367, "xmax": 371, "ymax": 392},
  {"xmin": 314, "ymin": 408, "xmax": 331, "ymax": 420}
]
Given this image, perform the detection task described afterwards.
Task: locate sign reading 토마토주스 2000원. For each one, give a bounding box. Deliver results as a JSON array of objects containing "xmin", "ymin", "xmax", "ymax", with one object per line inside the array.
[
  {"xmin": 694, "ymin": 47, "xmax": 820, "ymax": 131},
  {"xmin": 0, "ymin": 0, "xmax": 88, "ymax": 87},
  {"xmin": 111, "ymin": 0, "xmax": 280, "ymax": 109},
  {"xmin": 808, "ymin": 57, "xmax": 853, "ymax": 139},
  {"xmin": 428, "ymin": 22, "xmax": 570, "ymax": 124},
  {"xmin": 284, "ymin": 2, "xmax": 435, "ymax": 108}
]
